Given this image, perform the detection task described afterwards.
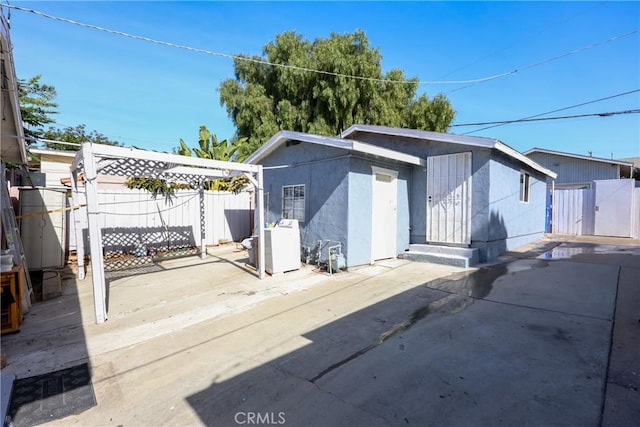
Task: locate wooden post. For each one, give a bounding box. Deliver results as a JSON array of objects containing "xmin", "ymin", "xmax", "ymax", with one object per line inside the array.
[
  {"xmin": 69, "ymin": 169, "xmax": 86, "ymax": 280},
  {"xmin": 256, "ymin": 166, "xmax": 266, "ymax": 279},
  {"xmin": 81, "ymin": 143, "xmax": 107, "ymax": 324},
  {"xmin": 199, "ymin": 185, "xmax": 206, "ymax": 259}
]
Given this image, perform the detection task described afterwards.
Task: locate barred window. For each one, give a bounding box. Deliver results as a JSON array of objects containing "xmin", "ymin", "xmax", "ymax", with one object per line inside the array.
[{"xmin": 282, "ymin": 185, "xmax": 305, "ymax": 221}]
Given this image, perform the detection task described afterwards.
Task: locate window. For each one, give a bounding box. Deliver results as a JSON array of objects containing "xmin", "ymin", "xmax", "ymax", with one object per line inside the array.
[
  {"xmin": 282, "ymin": 185, "xmax": 305, "ymax": 221},
  {"xmin": 520, "ymin": 172, "xmax": 530, "ymax": 202}
]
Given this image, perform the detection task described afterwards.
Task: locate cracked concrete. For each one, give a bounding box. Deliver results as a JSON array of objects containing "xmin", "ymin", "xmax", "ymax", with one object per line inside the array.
[{"xmin": 2, "ymin": 237, "xmax": 638, "ymax": 426}]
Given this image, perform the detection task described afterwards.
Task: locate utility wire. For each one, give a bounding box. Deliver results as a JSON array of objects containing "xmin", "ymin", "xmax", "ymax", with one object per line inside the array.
[
  {"xmin": 453, "ymin": 109, "xmax": 639, "ymax": 128},
  {"xmin": 447, "ymin": 29, "xmax": 639, "ymax": 94},
  {"xmin": 452, "ymin": 89, "xmax": 640, "ymax": 133},
  {"xmin": 4, "ymin": 3, "xmax": 637, "ymax": 87},
  {"xmin": 436, "ymin": 1, "xmax": 607, "ymax": 80}
]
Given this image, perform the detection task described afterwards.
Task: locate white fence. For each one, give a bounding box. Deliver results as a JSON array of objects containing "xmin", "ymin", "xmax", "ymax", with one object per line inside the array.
[
  {"xmin": 552, "ymin": 179, "xmax": 639, "ymax": 238},
  {"xmin": 632, "ymin": 187, "xmax": 640, "ymax": 239},
  {"xmin": 69, "ymin": 189, "xmax": 253, "ymax": 255},
  {"xmin": 552, "ymin": 188, "xmax": 594, "ymax": 235}
]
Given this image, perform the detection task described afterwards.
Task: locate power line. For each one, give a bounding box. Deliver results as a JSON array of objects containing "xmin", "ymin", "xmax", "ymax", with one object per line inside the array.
[
  {"xmin": 452, "ymin": 109, "xmax": 639, "ymax": 128},
  {"xmin": 451, "ymin": 89, "xmax": 640, "ymax": 133},
  {"xmin": 436, "ymin": 1, "xmax": 608, "ymax": 80},
  {"xmin": 4, "ymin": 3, "xmax": 638, "ymax": 87},
  {"xmin": 447, "ymin": 29, "xmax": 639, "ymax": 94}
]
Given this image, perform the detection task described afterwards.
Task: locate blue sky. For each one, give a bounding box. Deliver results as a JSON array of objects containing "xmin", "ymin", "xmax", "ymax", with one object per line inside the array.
[{"xmin": 6, "ymin": 1, "xmax": 640, "ymax": 158}]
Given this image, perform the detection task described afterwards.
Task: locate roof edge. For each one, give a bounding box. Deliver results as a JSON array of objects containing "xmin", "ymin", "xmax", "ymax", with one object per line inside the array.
[
  {"xmin": 245, "ymin": 130, "xmax": 426, "ymax": 166},
  {"xmin": 495, "ymin": 142, "xmax": 557, "ymax": 179},
  {"xmin": 523, "ymin": 147, "xmax": 635, "ymax": 167},
  {"xmin": 340, "ymin": 124, "xmax": 500, "ymax": 148},
  {"xmin": 340, "ymin": 124, "xmax": 556, "ymax": 178}
]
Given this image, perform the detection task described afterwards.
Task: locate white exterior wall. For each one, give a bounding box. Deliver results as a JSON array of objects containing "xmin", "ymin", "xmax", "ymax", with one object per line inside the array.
[{"xmin": 40, "ymin": 157, "xmax": 73, "ymax": 188}]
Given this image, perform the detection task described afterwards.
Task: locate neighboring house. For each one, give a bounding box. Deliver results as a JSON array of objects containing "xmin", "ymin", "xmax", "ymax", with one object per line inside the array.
[
  {"xmin": 523, "ymin": 148, "xmax": 639, "ymax": 239},
  {"xmin": 523, "ymin": 147, "xmax": 636, "ymax": 189},
  {"xmin": 27, "ymin": 148, "xmax": 127, "ymax": 189},
  {"xmin": 246, "ymin": 125, "xmax": 556, "ymax": 266},
  {"xmin": 27, "ymin": 149, "xmax": 75, "ymax": 188},
  {"xmin": 618, "ymin": 157, "xmax": 640, "ymax": 181}
]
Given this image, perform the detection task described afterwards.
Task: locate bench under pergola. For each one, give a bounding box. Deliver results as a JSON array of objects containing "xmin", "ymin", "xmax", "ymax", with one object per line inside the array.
[{"xmin": 70, "ymin": 143, "xmax": 266, "ymax": 324}]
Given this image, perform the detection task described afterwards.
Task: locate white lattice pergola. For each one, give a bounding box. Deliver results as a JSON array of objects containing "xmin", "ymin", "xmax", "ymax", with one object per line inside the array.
[{"xmin": 70, "ymin": 143, "xmax": 265, "ymax": 324}]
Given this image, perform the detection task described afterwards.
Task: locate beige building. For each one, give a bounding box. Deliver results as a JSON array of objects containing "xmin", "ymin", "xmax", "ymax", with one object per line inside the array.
[{"xmin": 28, "ymin": 148, "xmax": 127, "ymax": 189}]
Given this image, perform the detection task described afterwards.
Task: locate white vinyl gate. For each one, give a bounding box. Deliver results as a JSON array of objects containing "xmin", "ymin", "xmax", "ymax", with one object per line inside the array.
[
  {"xmin": 552, "ymin": 179, "xmax": 638, "ymax": 237},
  {"xmin": 552, "ymin": 188, "xmax": 594, "ymax": 235},
  {"xmin": 593, "ymin": 179, "xmax": 634, "ymax": 237}
]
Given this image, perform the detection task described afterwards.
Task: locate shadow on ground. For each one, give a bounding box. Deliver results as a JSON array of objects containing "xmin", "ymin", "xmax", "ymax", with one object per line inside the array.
[
  {"xmin": 3, "ymin": 265, "xmax": 95, "ymax": 426},
  {"xmin": 185, "ymin": 245, "xmax": 629, "ymax": 426}
]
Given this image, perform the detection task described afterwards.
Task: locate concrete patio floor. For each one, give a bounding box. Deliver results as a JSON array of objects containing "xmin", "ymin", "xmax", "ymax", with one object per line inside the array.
[{"xmin": 1, "ymin": 236, "xmax": 639, "ymax": 426}]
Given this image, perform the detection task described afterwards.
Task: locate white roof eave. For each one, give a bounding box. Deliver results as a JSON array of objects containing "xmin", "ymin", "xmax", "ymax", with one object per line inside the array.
[
  {"xmin": 1, "ymin": 13, "xmax": 28, "ymax": 164},
  {"xmin": 341, "ymin": 124, "xmax": 557, "ymax": 178},
  {"xmin": 495, "ymin": 142, "xmax": 557, "ymax": 179},
  {"xmin": 245, "ymin": 130, "xmax": 425, "ymax": 167}
]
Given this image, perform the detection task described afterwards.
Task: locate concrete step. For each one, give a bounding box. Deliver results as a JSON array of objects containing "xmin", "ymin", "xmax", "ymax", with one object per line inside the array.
[{"xmin": 398, "ymin": 244, "xmax": 479, "ymax": 268}]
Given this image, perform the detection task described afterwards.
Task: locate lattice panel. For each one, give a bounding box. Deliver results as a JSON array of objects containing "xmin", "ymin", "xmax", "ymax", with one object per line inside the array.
[
  {"xmin": 102, "ymin": 226, "xmax": 196, "ymax": 256},
  {"xmin": 97, "ymin": 158, "xmax": 205, "ymax": 185},
  {"xmin": 103, "ymin": 247, "xmax": 200, "ymax": 272}
]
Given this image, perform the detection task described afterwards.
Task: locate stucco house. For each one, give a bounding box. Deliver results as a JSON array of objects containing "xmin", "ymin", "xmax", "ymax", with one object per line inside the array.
[{"xmin": 246, "ymin": 125, "xmax": 556, "ymax": 267}]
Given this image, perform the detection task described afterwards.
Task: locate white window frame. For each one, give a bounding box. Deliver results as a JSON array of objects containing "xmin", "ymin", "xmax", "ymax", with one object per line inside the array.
[
  {"xmin": 520, "ymin": 171, "xmax": 530, "ymax": 203},
  {"xmin": 282, "ymin": 184, "xmax": 305, "ymax": 221}
]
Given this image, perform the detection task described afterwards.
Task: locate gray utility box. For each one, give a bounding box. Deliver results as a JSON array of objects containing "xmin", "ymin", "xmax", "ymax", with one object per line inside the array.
[{"xmin": 19, "ymin": 188, "xmax": 67, "ymax": 270}]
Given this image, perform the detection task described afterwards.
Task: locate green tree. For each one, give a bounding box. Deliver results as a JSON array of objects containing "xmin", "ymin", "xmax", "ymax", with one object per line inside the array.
[
  {"xmin": 18, "ymin": 74, "xmax": 58, "ymax": 142},
  {"xmin": 126, "ymin": 125, "xmax": 250, "ymax": 197},
  {"xmin": 42, "ymin": 124, "xmax": 121, "ymax": 150},
  {"xmin": 176, "ymin": 125, "xmax": 250, "ymax": 192},
  {"xmin": 177, "ymin": 125, "xmax": 245, "ymax": 162},
  {"xmin": 18, "ymin": 75, "xmax": 121, "ymax": 150},
  {"xmin": 405, "ymin": 94, "xmax": 456, "ymax": 132},
  {"xmin": 219, "ymin": 30, "xmax": 456, "ymax": 154}
]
